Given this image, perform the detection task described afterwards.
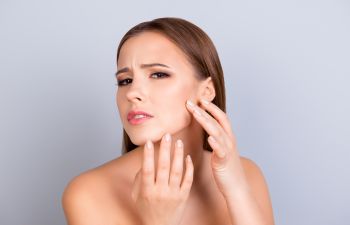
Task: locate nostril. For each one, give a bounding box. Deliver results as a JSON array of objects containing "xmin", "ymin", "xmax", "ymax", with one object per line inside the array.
[{"xmin": 126, "ymin": 90, "xmax": 144, "ymax": 102}]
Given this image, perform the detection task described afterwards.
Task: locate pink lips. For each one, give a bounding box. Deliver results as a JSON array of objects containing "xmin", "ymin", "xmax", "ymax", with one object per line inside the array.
[{"xmin": 127, "ymin": 110, "xmax": 154, "ymax": 125}]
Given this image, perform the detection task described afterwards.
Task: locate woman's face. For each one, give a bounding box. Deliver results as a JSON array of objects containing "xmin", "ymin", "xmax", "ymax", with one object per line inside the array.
[{"xmin": 116, "ymin": 31, "xmax": 202, "ymax": 145}]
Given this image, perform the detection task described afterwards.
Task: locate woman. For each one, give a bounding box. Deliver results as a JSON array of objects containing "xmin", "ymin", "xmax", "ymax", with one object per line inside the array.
[{"xmin": 62, "ymin": 17, "xmax": 275, "ymax": 225}]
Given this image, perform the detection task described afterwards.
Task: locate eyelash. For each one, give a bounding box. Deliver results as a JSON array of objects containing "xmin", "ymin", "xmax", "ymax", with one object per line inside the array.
[{"xmin": 116, "ymin": 72, "xmax": 170, "ymax": 87}]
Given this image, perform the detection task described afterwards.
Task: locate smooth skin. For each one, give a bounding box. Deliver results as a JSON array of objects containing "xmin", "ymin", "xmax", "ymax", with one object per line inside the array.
[
  {"xmin": 131, "ymin": 135, "xmax": 194, "ymax": 225},
  {"xmin": 186, "ymin": 99, "xmax": 272, "ymax": 225},
  {"xmin": 62, "ymin": 31, "xmax": 275, "ymax": 225}
]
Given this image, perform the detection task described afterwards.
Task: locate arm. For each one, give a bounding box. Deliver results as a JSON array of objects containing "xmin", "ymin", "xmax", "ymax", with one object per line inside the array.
[
  {"xmin": 224, "ymin": 157, "xmax": 275, "ymax": 225},
  {"xmin": 186, "ymin": 99, "xmax": 274, "ymax": 225},
  {"xmin": 61, "ymin": 174, "xmax": 117, "ymax": 225}
]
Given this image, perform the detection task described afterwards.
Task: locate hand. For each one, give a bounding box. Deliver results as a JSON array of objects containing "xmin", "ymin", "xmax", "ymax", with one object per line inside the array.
[
  {"xmin": 131, "ymin": 134, "xmax": 194, "ymax": 225},
  {"xmin": 186, "ymin": 99, "xmax": 249, "ymax": 198}
]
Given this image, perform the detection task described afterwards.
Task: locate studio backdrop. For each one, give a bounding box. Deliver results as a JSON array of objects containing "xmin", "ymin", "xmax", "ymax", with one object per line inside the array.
[{"xmin": 0, "ymin": 0, "xmax": 349, "ymax": 225}]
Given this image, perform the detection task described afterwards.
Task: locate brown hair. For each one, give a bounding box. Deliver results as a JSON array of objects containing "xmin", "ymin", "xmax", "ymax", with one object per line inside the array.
[{"xmin": 116, "ymin": 17, "xmax": 226, "ymax": 154}]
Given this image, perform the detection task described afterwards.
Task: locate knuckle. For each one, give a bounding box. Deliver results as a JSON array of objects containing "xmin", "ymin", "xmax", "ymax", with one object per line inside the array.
[
  {"xmin": 140, "ymin": 189, "xmax": 152, "ymax": 200},
  {"xmin": 155, "ymin": 190, "xmax": 168, "ymax": 201},
  {"xmin": 172, "ymin": 169, "xmax": 182, "ymax": 177},
  {"xmin": 212, "ymin": 128, "xmax": 221, "ymax": 137},
  {"xmin": 142, "ymin": 167, "xmax": 153, "ymax": 175},
  {"xmin": 158, "ymin": 162, "xmax": 169, "ymax": 170}
]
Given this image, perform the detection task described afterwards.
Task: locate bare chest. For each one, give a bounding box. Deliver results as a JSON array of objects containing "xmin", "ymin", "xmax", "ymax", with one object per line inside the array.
[{"xmin": 112, "ymin": 186, "xmax": 232, "ymax": 225}]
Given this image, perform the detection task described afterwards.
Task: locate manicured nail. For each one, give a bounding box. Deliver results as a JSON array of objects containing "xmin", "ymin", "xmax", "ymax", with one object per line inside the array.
[
  {"xmin": 186, "ymin": 100, "xmax": 195, "ymax": 108},
  {"xmin": 201, "ymin": 98, "xmax": 210, "ymax": 105},
  {"xmin": 165, "ymin": 133, "xmax": 171, "ymax": 142},
  {"xmin": 146, "ymin": 140, "xmax": 152, "ymax": 149},
  {"xmin": 176, "ymin": 139, "xmax": 183, "ymax": 148}
]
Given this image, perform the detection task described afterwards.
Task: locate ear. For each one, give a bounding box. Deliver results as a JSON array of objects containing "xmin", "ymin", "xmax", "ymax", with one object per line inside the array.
[{"xmin": 199, "ymin": 77, "xmax": 216, "ymax": 102}]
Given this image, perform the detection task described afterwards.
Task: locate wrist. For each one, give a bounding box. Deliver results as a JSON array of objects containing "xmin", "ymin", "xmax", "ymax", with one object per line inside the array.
[{"xmin": 222, "ymin": 181, "xmax": 252, "ymax": 200}]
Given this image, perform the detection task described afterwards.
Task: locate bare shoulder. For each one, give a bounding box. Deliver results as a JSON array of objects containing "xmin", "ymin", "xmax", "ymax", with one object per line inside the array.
[
  {"xmin": 240, "ymin": 156, "xmax": 266, "ymax": 179},
  {"xmin": 61, "ymin": 169, "xmax": 109, "ymax": 224},
  {"xmin": 239, "ymin": 156, "xmax": 275, "ymax": 224},
  {"xmin": 239, "ymin": 156, "xmax": 272, "ymax": 198},
  {"xmin": 62, "ymin": 148, "xmax": 142, "ymax": 225}
]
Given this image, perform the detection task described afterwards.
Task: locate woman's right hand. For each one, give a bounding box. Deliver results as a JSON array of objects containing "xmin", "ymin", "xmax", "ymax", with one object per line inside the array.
[{"xmin": 131, "ymin": 133, "xmax": 194, "ymax": 225}]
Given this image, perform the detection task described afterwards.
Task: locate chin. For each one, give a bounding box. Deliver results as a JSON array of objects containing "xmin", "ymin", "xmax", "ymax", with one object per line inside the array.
[
  {"xmin": 125, "ymin": 115, "xmax": 191, "ymax": 145},
  {"xmin": 126, "ymin": 128, "xmax": 164, "ymax": 146}
]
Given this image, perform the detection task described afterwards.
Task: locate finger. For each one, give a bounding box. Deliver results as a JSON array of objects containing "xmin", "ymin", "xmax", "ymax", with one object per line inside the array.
[
  {"xmin": 180, "ymin": 155, "xmax": 194, "ymax": 194},
  {"xmin": 199, "ymin": 98, "xmax": 234, "ymax": 137},
  {"xmin": 156, "ymin": 133, "xmax": 171, "ymax": 186},
  {"xmin": 186, "ymin": 100, "xmax": 227, "ymax": 144},
  {"xmin": 131, "ymin": 170, "xmax": 141, "ymax": 202},
  {"xmin": 208, "ymin": 136, "xmax": 227, "ymax": 159},
  {"xmin": 169, "ymin": 139, "xmax": 184, "ymax": 188},
  {"xmin": 142, "ymin": 140, "xmax": 155, "ymax": 188}
]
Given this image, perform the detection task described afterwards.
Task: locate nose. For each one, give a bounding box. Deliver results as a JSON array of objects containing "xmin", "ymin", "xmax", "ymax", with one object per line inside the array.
[{"xmin": 125, "ymin": 78, "xmax": 146, "ymax": 103}]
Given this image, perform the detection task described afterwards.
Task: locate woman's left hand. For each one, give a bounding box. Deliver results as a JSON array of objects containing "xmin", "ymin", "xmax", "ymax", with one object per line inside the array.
[{"xmin": 186, "ymin": 99, "xmax": 249, "ymax": 198}]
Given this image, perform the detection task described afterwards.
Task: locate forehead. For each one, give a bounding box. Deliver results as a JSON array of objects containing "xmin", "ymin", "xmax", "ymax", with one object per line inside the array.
[{"xmin": 117, "ymin": 31, "xmax": 193, "ymax": 70}]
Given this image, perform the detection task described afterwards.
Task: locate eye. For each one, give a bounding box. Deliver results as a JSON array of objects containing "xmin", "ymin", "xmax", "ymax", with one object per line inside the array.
[
  {"xmin": 116, "ymin": 78, "xmax": 132, "ymax": 86},
  {"xmin": 116, "ymin": 72, "xmax": 170, "ymax": 87},
  {"xmin": 150, "ymin": 72, "xmax": 170, "ymax": 79}
]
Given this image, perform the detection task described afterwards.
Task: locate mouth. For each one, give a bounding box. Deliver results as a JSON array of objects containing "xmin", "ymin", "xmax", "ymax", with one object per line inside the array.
[{"xmin": 127, "ymin": 110, "xmax": 154, "ymax": 125}]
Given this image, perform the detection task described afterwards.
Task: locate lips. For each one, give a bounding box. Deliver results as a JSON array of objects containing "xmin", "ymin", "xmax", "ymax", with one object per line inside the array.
[{"xmin": 127, "ymin": 110, "xmax": 154, "ymax": 122}]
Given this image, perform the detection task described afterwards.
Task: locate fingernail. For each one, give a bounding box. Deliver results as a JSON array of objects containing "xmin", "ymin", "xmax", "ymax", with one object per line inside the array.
[
  {"xmin": 176, "ymin": 139, "xmax": 183, "ymax": 148},
  {"xmin": 165, "ymin": 133, "xmax": 171, "ymax": 142},
  {"xmin": 146, "ymin": 140, "xmax": 152, "ymax": 149},
  {"xmin": 201, "ymin": 98, "xmax": 210, "ymax": 105},
  {"xmin": 186, "ymin": 100, "xmax": 195, "ymax": 107}
]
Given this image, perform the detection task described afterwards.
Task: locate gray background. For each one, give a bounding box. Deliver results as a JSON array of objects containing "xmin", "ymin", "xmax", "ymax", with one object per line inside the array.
[{"xmin": 0, "ymin": 0, "xmax": 349, "ymax": 224}]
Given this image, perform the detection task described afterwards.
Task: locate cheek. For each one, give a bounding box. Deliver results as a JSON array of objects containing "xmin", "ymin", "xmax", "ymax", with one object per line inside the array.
[
  {"xmin": 156, "ymin": 85, "xmax": 194, "ymax": 131},
  {"xmin": 116, "ymin": 93, "xmax": 121, "ymax": 110},
  {"xmin": 161, "ymin": 100, "xmax": 191, "ymax": 125},
  {"xmin": 116, "ymin": 90, "xmax": 127, "ymax": 122}
]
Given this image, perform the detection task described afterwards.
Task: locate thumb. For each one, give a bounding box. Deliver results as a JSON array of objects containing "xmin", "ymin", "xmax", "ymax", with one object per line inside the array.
[{"xmin": 131, "ymin": 169, "xmax": 141, "ymax": 202}]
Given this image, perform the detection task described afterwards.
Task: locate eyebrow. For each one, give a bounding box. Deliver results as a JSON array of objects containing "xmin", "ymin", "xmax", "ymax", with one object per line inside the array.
[{"xmin": 115, "ymin": 63, "xmax": 170, "ymax": 77}]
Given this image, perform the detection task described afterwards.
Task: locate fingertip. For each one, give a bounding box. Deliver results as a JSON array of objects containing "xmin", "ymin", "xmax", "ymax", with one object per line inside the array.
[
  {"xmin": 146, "ymin": 140, "xmax": 153, "ymax": 149},
  {"xmin": 200, "ymin": 98, "xmax": 210, "ymax": 105},
  {"xmin": 186, "ymin": 99, "xmax": 195, "ymax": 108},
  {"xmin": 186, "ymin": 155, "xmax": 193, "ymax": 167},
  {"xmin": 176, "ymin": 139, "xmax": 183, "ymax": 148},
  {"xmin": 144, "ymin": 140, "xmax": 154, "ymax": 159}
]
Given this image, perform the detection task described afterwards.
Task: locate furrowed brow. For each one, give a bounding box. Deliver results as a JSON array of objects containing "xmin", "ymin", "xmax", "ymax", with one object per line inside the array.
[
  {"xmin": 115, "ymin": 67, "xmax": 129, "ymax": 78},
  {"xmin": 140, "ymin": 63, "xmax": 170, "ymax": 69},
  {"xmin": 115, "ymin": 63, "xmax": 170, "ymax": 78}
]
